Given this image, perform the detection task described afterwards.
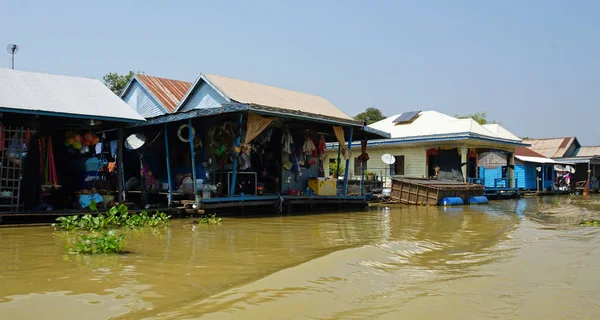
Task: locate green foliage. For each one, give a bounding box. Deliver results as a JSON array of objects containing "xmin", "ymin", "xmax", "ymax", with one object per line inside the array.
[
  {"xmin": 197, "ymin": 214, "xmax": 222, "ymax": 225},
  {"xmin": 71, "ymin": 230, "xmax": 125, "ymax": 254},
  {"xmin": 456, "ymin": 112, "xmax": 496, "ymax": 125},
  {"xmin": 102, "ymin": 71, "xmax": 142, "ymax": 96},
  {"xmin": 580, "ymin": 220, "xmax": 600, "ymax": 226},
  {"xmin": 354, "ymin": 107, "xmax": 386, "ymax": 125},
  {"xmin": 53, "ymin": 204, "xmax": 171, "ymax": 231},
  {"xmin": 328, "ymin": 159, "xmax": 345, "ymax": 177}
]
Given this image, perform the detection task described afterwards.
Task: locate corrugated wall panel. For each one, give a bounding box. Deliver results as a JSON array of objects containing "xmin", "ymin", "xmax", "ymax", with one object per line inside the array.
[
  {"xmin": 123, "ymin": 82, "xmax": 167, "ymax": 118},
  {"xmin": 179, "ymin": 82, "xmax": 228, "ymax": 112}
]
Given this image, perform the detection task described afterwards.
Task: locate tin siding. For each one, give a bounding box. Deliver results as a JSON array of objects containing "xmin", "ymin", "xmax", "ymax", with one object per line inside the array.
[
  {"xmin": 179, "ymin": 82, "xmax": 228, "ymax": 112},
  {"xmin": 123, "ymin": 82, "xmax": 166, "ymax": 118}
]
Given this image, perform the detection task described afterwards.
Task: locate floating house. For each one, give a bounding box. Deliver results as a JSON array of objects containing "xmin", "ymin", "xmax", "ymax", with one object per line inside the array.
[
  {"xmin": 327, "ymin": 111, "xmax": 526, "ymax": 196},
  {"xmin": 525, "ymin": 137, "xmax": 600, "ymax": 191},
  {"xmin": 120, "ymin": 73, "xmax": 388, "ymax": 213},
  {"xmin": 481, "ymin": 147, "xmax": 559, "ymax": 192},
  {"xmin": 0, "ymin": 68, "xmax": 145, "ymax": 217}
]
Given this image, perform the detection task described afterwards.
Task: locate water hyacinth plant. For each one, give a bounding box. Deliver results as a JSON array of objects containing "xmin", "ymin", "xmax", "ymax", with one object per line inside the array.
[
  {"xmin": 197, "ymin": 213, "xmax": 222, "ymax": 225},
  {"xmin": 53, "ymin": 204, "xmax": 171, "ymax": 231},
  {"xmin": 70, "ymin": 230, "xmax": 125, "ymax": 254}
]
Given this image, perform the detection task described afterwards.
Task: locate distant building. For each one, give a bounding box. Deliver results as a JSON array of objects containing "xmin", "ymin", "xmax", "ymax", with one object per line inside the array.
[
  {"xmin": 525, "ymin": 137, "xmax": 600, "ymax": 191},
  {"xmin": 327, "ymin": 110, "xmax": 526, "ymax": 188}
]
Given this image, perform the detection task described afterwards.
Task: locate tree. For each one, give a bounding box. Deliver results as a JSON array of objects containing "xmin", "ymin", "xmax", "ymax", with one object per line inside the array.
[
  {"xmin": 457, "ymin": 112, "xmax": 496, "ymax": 125},
  {"xmin": 102, "ymin": 71, "xmax": 141, "ymax": 96},
  {"xmin": 354, "ymin": 107, "xmax": 386, "ymax": 125}
]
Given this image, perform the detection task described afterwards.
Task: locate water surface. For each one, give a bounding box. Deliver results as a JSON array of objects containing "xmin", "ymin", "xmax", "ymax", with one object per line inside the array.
[{"xmin": 1, "ymin": 196, "xmax": 600, "ymax": 319}]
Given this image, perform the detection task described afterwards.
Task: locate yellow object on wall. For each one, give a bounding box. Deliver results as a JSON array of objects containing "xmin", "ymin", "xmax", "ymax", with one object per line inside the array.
[{"xmin": 308, "ymin": 179, "xmax": 337, "ymax": 196}]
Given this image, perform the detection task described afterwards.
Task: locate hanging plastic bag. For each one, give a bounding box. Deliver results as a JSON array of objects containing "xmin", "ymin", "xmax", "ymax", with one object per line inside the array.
[{"xmin": 7, "ymin": 133, "xmax": 26, "ymax": 165}]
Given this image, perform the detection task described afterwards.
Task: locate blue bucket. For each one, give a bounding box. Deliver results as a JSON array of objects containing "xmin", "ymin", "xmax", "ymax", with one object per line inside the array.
[
  {"xmin": 469, "ymin": 196, "xmax": 489, "ymax": 205},
  {"xmin": 440, "ymin": 197, "xmax": 464, "ymax": 206}
]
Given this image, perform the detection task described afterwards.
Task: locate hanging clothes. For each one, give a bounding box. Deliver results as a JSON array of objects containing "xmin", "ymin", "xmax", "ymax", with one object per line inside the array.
[
  {"xmin": 281, "ymin": 128, "xmax": 294, "ymax": 154},
  {"xmin": 302, "ymin": 136, "xmax": 316, "ymax": 155},
  {"xmin": 318, "ymin": 136, "xmax": 326, "ymax": 160}
]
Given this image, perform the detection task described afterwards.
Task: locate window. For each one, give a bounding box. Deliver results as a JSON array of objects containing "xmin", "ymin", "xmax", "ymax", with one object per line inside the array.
[{"xmin": 393, "ymin": 155, "xmax": 405, "ymax": 175}]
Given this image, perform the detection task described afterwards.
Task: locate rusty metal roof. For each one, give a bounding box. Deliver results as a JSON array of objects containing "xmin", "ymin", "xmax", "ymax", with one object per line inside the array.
[
  {"xmin": 523, "ymin": 137, "xmax": 578, "ymax": 158},
  {"xmin": 136, "ymin": 74, "xmax": 192, "ymax": 113},
  {"xmin": 515, "ymin": 147, "xmax": 547, "ymax": 158},
  {"xmin": 576, "ymin": 146, "xmax": 600, "ymax": 157}
]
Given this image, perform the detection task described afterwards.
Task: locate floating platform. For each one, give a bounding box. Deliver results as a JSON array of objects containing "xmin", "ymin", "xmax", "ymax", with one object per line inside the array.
[{"xmin": 391, "ymin": 178, "xmax": 484, "ymax": 205}]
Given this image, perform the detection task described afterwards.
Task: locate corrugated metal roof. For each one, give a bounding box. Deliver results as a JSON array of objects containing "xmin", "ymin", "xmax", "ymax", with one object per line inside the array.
[
  {"xmin": 200, "ymin": 73, "xmax": 353, "ymax": 121},
  {"xmin": 0, "ymin": 68, "xmax": 145, "ymax": 122},
  {"xmin": 523, "ymin": 137, "xmax": 577, "ymax": 158},
  {"xmin": 515, "ymin": 147, "xmax": 547, "ymax": 158},
  {"xmin": 576, "ymin": 146, "xmax": 600, "ymax": 157},
  {"xmin": 515, "ymin": 155, "xmax": 558, "ymax": 164},
  {"xmin": 135, "ymin": 74, "xmax": 192, "ymax": 113},
  {"xmin": 368, "ymin": 111, "xmax": 522, "ymax": 144},
  {"xmin": 482, "ymin": 124, "xmax": 522, "ymax": 141}
]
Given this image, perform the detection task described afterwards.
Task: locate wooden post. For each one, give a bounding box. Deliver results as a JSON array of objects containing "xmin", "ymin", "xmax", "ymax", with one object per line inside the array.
[
  {"xmin": 461, "ymin": 146, "xmax": 468, "ymax": 183},
  {"xmin": 342, "ymin": 127, "xmax": 353, "ymax": 196},
  {"xmin": 508, "ymin": 152, "xmax": 515, "ymax": 188},
  {"xmin": 361, "ymin": 160, "xmax": 365, "ymax": 196},
  {"xmin": 541, "ymin": 164, "xmax": 546, "ymax": 192},
  {"xmin": 584, "ymin": 161, "xmax": 591, "ymax": 196},
  {"xmin": 117, "ymin": 125, "xmax": 125, "ymax": 203},
  {"xmin": 336, "ymin": 144, "xmax": 341, "ymax": 177},
  {"xmin": 229, "ymin": 113, "xmax": 244, "ymax": 197},
  {"xmin": 188, "ymin": 119, "xmax": 199, "ymax": 205},
  {"xmin": 164, "ymin": 123, "xmax": 173, "ymax": 206}
]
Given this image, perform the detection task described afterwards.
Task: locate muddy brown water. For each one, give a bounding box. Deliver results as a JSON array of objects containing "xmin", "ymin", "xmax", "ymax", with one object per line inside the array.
[{"xmin": 1, "ymin": 196, "xmax": 600, "ymax": 319}]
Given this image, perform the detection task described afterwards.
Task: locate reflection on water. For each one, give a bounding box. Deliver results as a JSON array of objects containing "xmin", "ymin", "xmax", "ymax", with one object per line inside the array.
[{"xmin": 1, "ymin": 196, "xmax": 600, "ymax": 319}]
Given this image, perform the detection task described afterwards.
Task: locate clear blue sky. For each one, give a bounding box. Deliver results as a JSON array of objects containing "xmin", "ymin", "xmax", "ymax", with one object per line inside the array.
[{"xmin": 2, "ymin": 0, "xmax": 598, "ymax": 144}]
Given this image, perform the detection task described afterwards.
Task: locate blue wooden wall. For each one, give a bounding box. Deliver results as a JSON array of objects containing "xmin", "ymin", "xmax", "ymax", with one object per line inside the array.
[
  {"xmin": 480, "ymin": 163, "xmax": 554, "ymax": 190},
  {"xmin": 179, "ymin": 81, "xmax": 229, "ymax": 112},
  {"xmin": 122, "ymin": 81, "xmax": 168, "ymax": 118},
  {"xmin": 479, "ymin": 166, "xmax": 505, "ymax": 188}
]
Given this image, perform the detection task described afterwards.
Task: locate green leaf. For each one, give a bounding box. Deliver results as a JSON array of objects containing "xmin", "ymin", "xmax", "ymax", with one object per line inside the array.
[{"xmin": 89, "ymin": 200, "xmax": 97, "ymax": 212}]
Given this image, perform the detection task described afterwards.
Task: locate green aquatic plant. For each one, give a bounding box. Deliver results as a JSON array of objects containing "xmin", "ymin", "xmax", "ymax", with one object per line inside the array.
[
  {"xmin": 53, "ymin": 205, "xmax": 171, "ymax": 231},
  {"xmin": 70, "ymin": 230, "xmax": 125, "ymax": 254},
  {"xmin": 197, "ymin": 213, "xmax": 222, "ymax": 225}
]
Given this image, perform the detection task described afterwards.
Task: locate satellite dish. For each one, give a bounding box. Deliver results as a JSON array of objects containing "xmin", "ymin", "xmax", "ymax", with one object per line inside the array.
[
  {"xmin": 381, "ymin": 153, "xmax": 396, "ymax": 165},
  {"xmin": 125, "ymin": 133, "xmax": 146, "ymax": 150},
  {"xmin": 6, "ymin": 44, "xmax": 18, "ymax": 54},
  {"xmin": 6, "ymin": 44, "xmax": 18, "ymax": 69}
]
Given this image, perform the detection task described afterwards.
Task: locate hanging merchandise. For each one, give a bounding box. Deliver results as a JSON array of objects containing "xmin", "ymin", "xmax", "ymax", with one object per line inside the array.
[
  {"xmin": 302, "ymin": 136, "xmax": 316, "ymax": 155},
  {"xmin": 177, "ymin": 124, "xmax": 195, "ymax": 143},
  {"xmin": 358, "ymin": 139, "xmax": 369, "ymax": 162},
  {"xmin": 7, "ymin": 133, "xmax": 27, "ymax": 165},
  {"xmin": 318, "ymin": 136, "xmax": 326, "ymax": 160},
  {"xmin": 45, "ymin": 137, "xmax": 59, "ymax": 186},
  {"xmin": 281, "ymin": 128, "xmax": 294, "ymax": 154}
]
